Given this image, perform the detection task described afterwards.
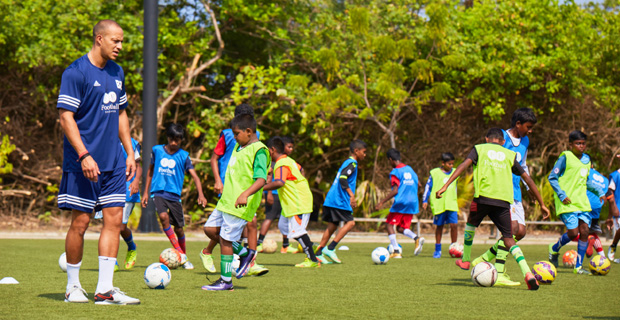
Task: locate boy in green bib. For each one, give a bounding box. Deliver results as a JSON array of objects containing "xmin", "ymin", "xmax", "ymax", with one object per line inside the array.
[
  {"xmin": 547, "ymin": 130, "xmax": 606, "ymax": 274},
  {"xmin": 263, "ymin": 137, "xmax": 319, "ymax": 267},
  {"xmin": 422, "ymin": 152, "xmax": 458, "ymax": 259},
  {"xmin": 437, "ymin": 128, "xmax": 550, "ymax": 290},
  {"xmin": 202, "ymin": 114, "xmax": 270, "ymax": 291}
]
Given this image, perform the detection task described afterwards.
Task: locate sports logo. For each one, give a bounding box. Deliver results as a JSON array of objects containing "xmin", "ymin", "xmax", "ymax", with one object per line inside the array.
[
  {"xmin": 160, "ymin": 158, "xmax": 176, "ymax": 169},
  {"xmin": 116, "ymin": 80, "xmax": 122, "ymax": 90},
  {"xmin": 516, "ymin": 152, "xmax": 522, "ymax": 163},
  {"xmin": 554, "ymin": 168, "xmax": 560, "ymax": 174},
  {"xmin": 593, "ymin": 173, "xmax": 605, "ymax": 183},
  {"xmin": 94, "ymin": 80, "xmax": 101, "ymax": 87},
  {"xmin": 228, "ymin": 156, "xmax": 237, "ymax": 168},
  {"xmin": 404, "ymin": 172, "xmax": 412, "ymax": 180},
  {"xmin": 580, "ymin": 168, "xmax": 588, "ymax": 177},
  {"xmin": 103, "ymin": 91, "xmax": 117, "ymax": 104},
  {"xmin": 487, "ymin": 150, "xmax": 506, "ymax": 161},
  {"xmin": 443, "ymin": 177, "xmax": 449, "ymax": 184}
]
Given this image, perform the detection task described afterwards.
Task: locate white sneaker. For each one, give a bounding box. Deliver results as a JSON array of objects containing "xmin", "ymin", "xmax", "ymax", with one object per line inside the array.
[
  {"xmin": 65, "ymin": 285, "xmax": 88, "ymax": 303},
  {"xmin": 414, "ymin": 237, "xmax": 425, "ymax": 256},
  {"xmin": 94, "ymin": 287, "xmax": 140, "ymax": 305},
  {"xmin": 608, "ymin": 246, "xmax": 616, "ymax": 261},
  {"xmin": 614, "ymin": 258, "xmax": 620, "ymax": 264},
  {"xmin": 180, "ymin": 253, "xmax": 188, "ymax": 265},
  {"xmin": 183, "ymin": 260, "xmax": 194, "ymax": 270}
]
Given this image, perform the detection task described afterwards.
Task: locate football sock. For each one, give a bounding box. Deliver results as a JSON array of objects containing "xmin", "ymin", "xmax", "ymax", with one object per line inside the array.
[
  {"xmin": 508, "ymin": 245, "xmax": 530, "ymax": 277},
  {"xmin": 232, "ymin": 241, "xmax": 248, "ymax": 257},
  {"xmin": 593, "ymin": 234, "xmax": 605, "ymax": 256},
  {"xmin": 123, "ymin": 232, "xmax": 136, "ymax": 251},
  {"xmin": 316, "ymin": 246, "xmax": 324, "ymax": 256},
  {"xmin": 389, "ymin": 234, "xmax": 399, "ymax": 249},
  {"xmin": 178, "ymin": 235, "xmax": 186, "ymax": 254},
  {"xmin": 221, "ymin": 254, "xmax": 233, "ymax": 282},
  {"xmin": 552, "ymin": 232, "xmax": 571, "ymax": 252},
  {"xmin": 576, "ymin": 239, "xmax": 587, "ymax": 269},
  {"xmin": 463, "ymin": 223, "xmax": 476, "ymax": 262},
  {"xmin": 403, "ymin": 229, "xmax": 417, "ymax": 240},
  {"xmin": 163, "ymin": 226, "xmax": 183, "ymax": 253},
  {"xmin": 495, "ymin": 241, "xmax": 509, "ymax": 274},
  {"xmin": 66, "ymin": 261, "xmax": 82, "ymax": 291},
  {"xmin": 258, "ymin": 234, "xmax": 265, "ymax": 245},
  {"xmin": 241, "ymin": 238, "xmax": 248, "ymax": 247},
  {"xmin": 435, "ymin": 243, "xmax": 441, "ymax": 252},
  {"xmin": 283, "ymin": 238, "xmax": 290, "ymax": 248},
  {"xmin": 95, "ymin": 256, "xmax": 116, "ymax": 294},
  {"xmin": 297, "ymin": 234, "xmax": 318, "ymax": 262},
  {"xmin": 328, "ymin": 240, "xmax": 338, "ymax": 251},
  {"xmin": 480, "ymin": 240, "xmax": 500, "ymax": 262}
]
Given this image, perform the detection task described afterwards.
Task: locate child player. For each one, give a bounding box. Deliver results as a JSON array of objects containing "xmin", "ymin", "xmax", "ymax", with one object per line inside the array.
[
  {"xmin": 141, "ymin": 123, "xmax": 207, "ymax": 270},
  {"xmin": 436, "ymin": 128, "xmax": 550, "ymax": 290},
  {"xmin": 315, "ymin": 140, "xmax": 367, "ymax": 264},
  {"xmin": 202, "ymin": 114, "xmax": 270, "ymax": 290},
  {"xmin": 606, "ymin": 156, "xmax": 620, "ymax": 263},
  {"xmin": 95, "ymin": 137, "xmax": 142, "ymax": 270},
  {"xmin": 202, "ymin": 104, "xmax": 268, "ymax": 276},
  {"xmin": 470, "ymin": 108, "xmax": 538, "ymax": 286},
  {"xmin": 422, "ymin": 152, "xmax": 457, "ymax": 259},
  {"xmin": 375, "ymin": 148, "xmax": 424, "ymax": 258},
  {"xmin": 585, "ymin": 164, "xmax": 609, "ymax": 258},
  {"xmin": 257, "ymin": 136, "xmax": 300, "ymax": 254},
  {"xmin": 547, "ymin": 130, "xmax": 605, "ymax": 275},
  {"xmin": 263, "ymin": 137, "xmax": 319, "ymax": 267}
]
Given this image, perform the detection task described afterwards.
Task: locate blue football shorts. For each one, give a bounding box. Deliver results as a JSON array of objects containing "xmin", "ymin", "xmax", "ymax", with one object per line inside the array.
[{"xmin": 58, "ymin": 166, "xmax": 126, "ymax": 213}]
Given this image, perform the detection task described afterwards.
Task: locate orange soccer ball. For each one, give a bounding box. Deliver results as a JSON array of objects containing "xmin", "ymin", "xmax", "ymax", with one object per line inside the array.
[{"xmin": 562, "ymin": 250, "xmax": 577, "ymax": 268}]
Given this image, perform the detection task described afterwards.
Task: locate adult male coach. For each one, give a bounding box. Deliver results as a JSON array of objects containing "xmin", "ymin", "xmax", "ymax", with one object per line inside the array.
[{"xmin": 57, "ymin": 20, "xmax": 139, "ymax": 305}]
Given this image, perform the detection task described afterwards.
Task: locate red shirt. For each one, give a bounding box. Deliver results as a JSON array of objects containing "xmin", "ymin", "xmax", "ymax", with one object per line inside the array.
[
  {"xmin": 390, "ymin": 163, "xmax": 407, "ymax": 187},
  {"xmin": 213, "ymin": 136, "xmax": 226, "ymax": 156}
]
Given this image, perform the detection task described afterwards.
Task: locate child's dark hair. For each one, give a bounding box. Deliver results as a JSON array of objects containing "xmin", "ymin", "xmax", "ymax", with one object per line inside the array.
[
  {"xmin": 267, "ymin": 136, "xmax": 285, "ymax": 154},
  {"xmin": 166, "ymin": 123, "xmax": 185, "ymax": 140},
  {"xmin": 230, "ymin": 114, "xmax": 257, "ymax": 132},
  {"xmin": 510, "ymin": 107, "xmax": 537, "ymax": 127},
  {"xmin": 568, "ymin": 130, "xmax": 587, "ymax": 142},
  {"xmin": 281, "ymin": 136, "xmax": 294, "ymax": 145},
  {"xmin": 386, "ymin": 148, "xmax": 401, "ymax": 161},
  {"xmin": 234, "ymin": 103, "xmax": 255, "ymax": 117},
  {"xmin": 486, "ymin": 128, "xmax": 504, "ymax": 141},
  {"xmin": 350, "ymin": 139, "xmax": 367, "ymax": 153},
  {"xmin": 441, "ymin": 152, "xmax": 455, "ymax": 162}
]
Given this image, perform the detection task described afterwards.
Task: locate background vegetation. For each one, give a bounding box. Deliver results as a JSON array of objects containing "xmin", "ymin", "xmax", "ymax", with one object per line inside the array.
[{"xmin": 1, "ymin": 0, "xmax": 620, "ymax": 229}]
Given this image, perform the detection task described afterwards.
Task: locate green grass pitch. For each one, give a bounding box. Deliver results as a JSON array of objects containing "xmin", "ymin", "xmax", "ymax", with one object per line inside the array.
[{"xmin": 1, "ymin": 239, "xmax": 619, "ymax": 319}]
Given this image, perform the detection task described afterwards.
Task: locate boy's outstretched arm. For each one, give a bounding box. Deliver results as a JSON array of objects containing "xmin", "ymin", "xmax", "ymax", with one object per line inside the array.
[
  {"xmin": 210, "ymin": 153, "xmax": 223, "ymax": 194},
  {"xmin": 141, "ymin": 164, "xmax": 154, "ymax": 208},
  {"xmin": 375, "ymin": 186, "xmax": 398, "ymax": 211},
  {"xmin": 235, "ymin": 178, "xmax": 266, "ymax": 208},
  {"xmin": 521, "ymin": 172, "xmax": 550, "ymax": 219},
  {"xmin": 436, "ymin": 159, "xmax": 472, "ymax": 199},
  {"xmin": 188, "ymin": 168, "xmax": 207, "ymax": 207}
]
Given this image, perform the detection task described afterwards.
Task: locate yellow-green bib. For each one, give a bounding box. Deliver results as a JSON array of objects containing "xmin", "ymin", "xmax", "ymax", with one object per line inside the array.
[
  {"xmin": 274, "ymin": 156, "xmax": 313, "ymax": 217},
  {"xmin": 554, "ymin": 151, "xmax": 591, "ymax": 215},
  {"xmin": 473, "ymin": 143, "xmax": 516, "ymax": 204},
  {"xmin": 430, "ymin": 168, "xmax": 458, "ymax": 214}
]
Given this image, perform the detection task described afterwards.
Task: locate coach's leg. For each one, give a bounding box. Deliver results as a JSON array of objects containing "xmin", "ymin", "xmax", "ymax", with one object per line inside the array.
[{"xmin": 95, "ymin": 206, "xmax": 122, "ymax": 295}]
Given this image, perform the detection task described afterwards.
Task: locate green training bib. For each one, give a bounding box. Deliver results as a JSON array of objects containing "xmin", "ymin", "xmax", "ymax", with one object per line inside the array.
[
  {"xmin": 473, "ymin": 143, "xmax": 516, "ymax": 204},
  {"xmin": 554, "ymin": 151, "xmax": 591, "ymax": 215},
  {"xmin": 429, "ymin": 167, "xmax": 458, "ymax": 214}
]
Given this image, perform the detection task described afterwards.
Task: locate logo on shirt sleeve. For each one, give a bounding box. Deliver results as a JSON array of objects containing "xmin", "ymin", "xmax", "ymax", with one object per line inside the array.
[{"xmin": 116, "ymin": 80, "xmax": 122, "ymax": 90}]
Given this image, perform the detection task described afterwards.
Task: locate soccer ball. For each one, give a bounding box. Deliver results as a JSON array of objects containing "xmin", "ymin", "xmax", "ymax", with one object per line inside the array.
[
  {"xmin": 231, "ymin": 255, "xmax": 240, "ymax": 277},
  {"xmin": 58, "ymin": 252, "xmax": 67, "ymax": 272},
  {"xmin": 387, "ymin": 243, "xmax": 403, "ymax": 255},
  {"xmin": 144, "ymin": 263, "xmax": 171, "ymax": 289},
  {"xmin": 471, "ymin": 262, "xmax": 497, "ymax": 287},
  {"xmin": 262, "ymin": 239, "xmax": 278, "ymax": 253},
  {"xmin": 372, "ymin": 247, "xmax": 390, "ymax": 265},
  {"xmin": 589, "ymin": 255, "xmax": 611, "ymax": 275},
  {"xmin": 449, "ymin": 243, "xmax": 464, "ymax": 258},
  {"xmin": 531, "ymin": 261, "xmax": 557, "ymax": 284},
  {"xmin": 159, "ymin": 248, "xmax": 182, "ymax": 269},
  {"xmin": 562, "ymin": 250, "xmax": 577, "ymax": 268}
]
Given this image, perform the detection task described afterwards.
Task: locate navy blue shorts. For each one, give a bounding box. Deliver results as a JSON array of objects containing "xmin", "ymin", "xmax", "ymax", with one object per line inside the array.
[{"xmin": 58, "ymin": 166, "xmax": 126, "ymax": 213}]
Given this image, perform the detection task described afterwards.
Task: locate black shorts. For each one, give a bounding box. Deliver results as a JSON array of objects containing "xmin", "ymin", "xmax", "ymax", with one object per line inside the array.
[
  {"xmin": 322, "ymin": 206, "xmax": 354, "ymax": 223},
  {"xmin": 264, "ymin": 193, "xmax": 282, "ymax": 220},
  {"xmin": 153, "ymin": 197, "xmax": 185, "ymax": 227},
  {"xmin": 468, "ymin": 201, "xmax": 512, "ymax": 238}
]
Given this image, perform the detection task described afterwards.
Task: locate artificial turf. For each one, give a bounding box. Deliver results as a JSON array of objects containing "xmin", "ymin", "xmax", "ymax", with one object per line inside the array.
[{"xmin": 0, "ymin": 238, "xmax": 618, "ymax": 319}]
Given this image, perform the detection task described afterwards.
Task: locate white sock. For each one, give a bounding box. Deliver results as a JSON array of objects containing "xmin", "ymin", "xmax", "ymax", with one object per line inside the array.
[
  {"xmin": 95, "ymin": 256, "xmax": 116, "ymax": 294},
  {"xmin": 66, "ymin": 261, "xmax": 82, "ymax": 291},
  {"xmin": 221, "ymin": 275, "xmax": 232, "ymax": 282},
  {"xmin": 388, "ymin": 234, "xmax": 399, "ymax": 249},
  {"xmin": 403, "ymin": 229, "xmax": 417, "ymax": 240}
]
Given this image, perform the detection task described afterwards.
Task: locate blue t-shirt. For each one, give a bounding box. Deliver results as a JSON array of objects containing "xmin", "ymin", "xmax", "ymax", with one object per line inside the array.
[
  {"xmin": 587, "ymin": 168, "xmax": 608, "ymax": 210},
  {"xmin": 123, "ymin": 138, "xmax": 141, "ymax": 203},
  {"xmin": 390, "ymin": 165, "xmax": 419, "ymax": 214},
  {"xmin": 502, "ymin": 129, "xmax": 529, "ymax": 202},
  {"xmin": 150, "ymin": 145, "xmax": 194, "ymax": 201},
  {"xmin": 57, "ymin": 55, "xmax": 128, "ymax": 172},
  {"xmin": 324, "ymin": 158, "xmax": 358, "ymax": 211},
  {"xmin": 609, "ymin": 170, "xmax": 620, "ymax": 212}
]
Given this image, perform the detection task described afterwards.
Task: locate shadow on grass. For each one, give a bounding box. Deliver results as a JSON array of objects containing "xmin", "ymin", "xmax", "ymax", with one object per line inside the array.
[
  {"xmin": 582, "ymin": 317, "xmax": 620, "ymax": 320},
  {"xmin": 38, "ymin": 293, "xmax": 66, "ymax": 302}
]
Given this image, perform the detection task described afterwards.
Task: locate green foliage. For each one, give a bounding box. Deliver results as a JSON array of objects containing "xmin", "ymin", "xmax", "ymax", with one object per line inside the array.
[{"xmin": 0, "ymin": 135, "xmax": 16, "ymax": 179}]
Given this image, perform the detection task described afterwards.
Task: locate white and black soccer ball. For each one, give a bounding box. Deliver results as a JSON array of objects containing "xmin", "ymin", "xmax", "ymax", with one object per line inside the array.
[
  {"xmin": 231, "ymin": 255, "xmax": 240, "ymax": 277},
  {"xmin": 471, "ymin": 262, "xmax": 497, "ymax": 287},
  {"xmin": 144, "ymin": 263, "xmax": 171, "ymax": 289},
  {"xmin": 372, "ymin": 247, "xmax": 390, "ymax": 265},
  {"xmin": 58, "ymin": 252, "xmax": 67, "ymax": 272}
]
